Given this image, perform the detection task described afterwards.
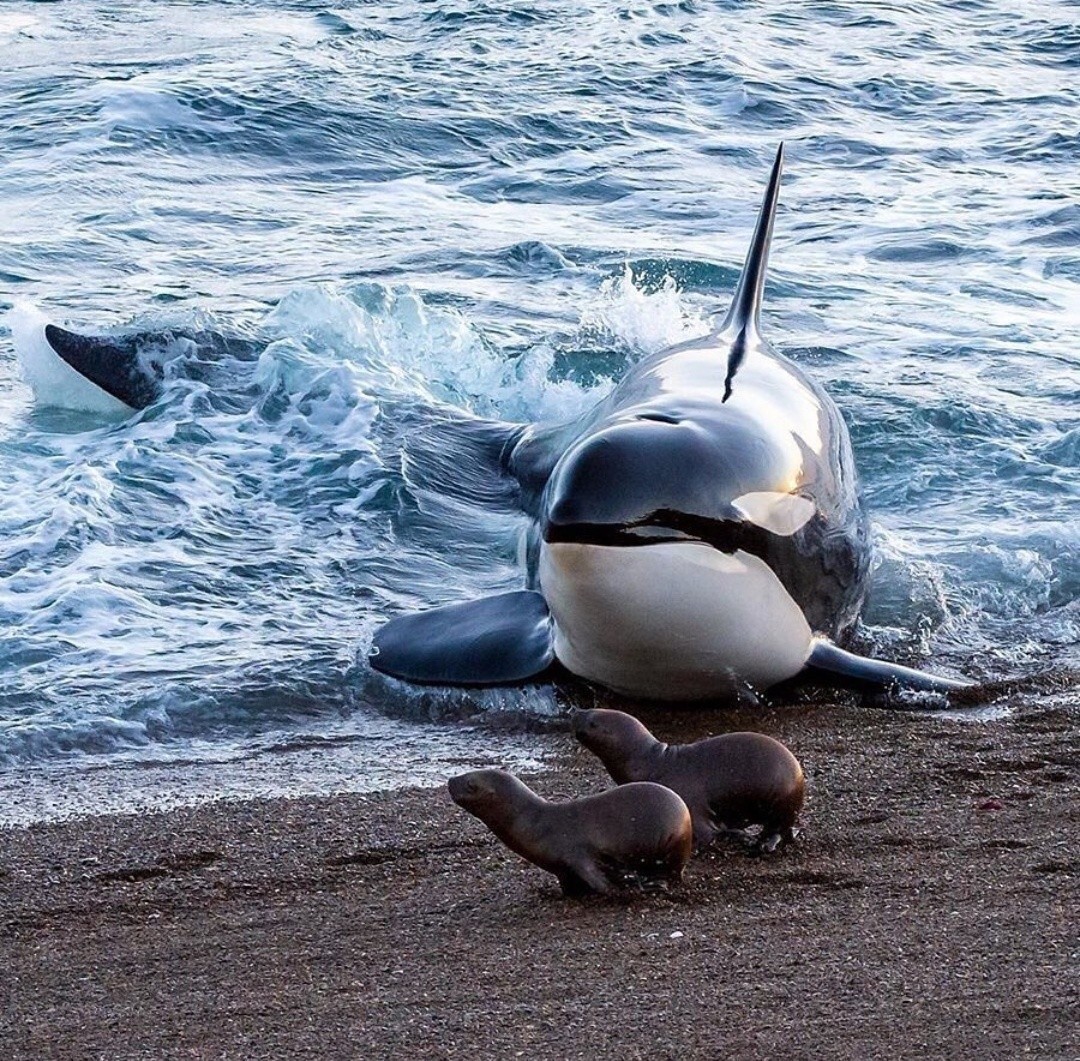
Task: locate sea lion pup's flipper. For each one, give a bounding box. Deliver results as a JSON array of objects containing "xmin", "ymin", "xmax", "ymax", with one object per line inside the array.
[
  {"xmin": 370, "ymin": 590, "xmax": 555, "ymax": 685},
  {"xmin": 44, "ymin": 324, "xmax": 163, "ymax": 410},
  {"xmin": 803, "ymin": 638, "xmax": 970, "ymax": 695}
]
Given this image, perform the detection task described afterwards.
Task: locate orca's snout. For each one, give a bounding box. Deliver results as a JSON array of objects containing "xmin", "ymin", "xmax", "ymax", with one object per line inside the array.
[
  {"xmin": 541, "ymin": 417, "xmax": 750, "ymax": 545},
  {"xmin": 544, "ymin": 494, "xmax": 586, "ymax": 530}
]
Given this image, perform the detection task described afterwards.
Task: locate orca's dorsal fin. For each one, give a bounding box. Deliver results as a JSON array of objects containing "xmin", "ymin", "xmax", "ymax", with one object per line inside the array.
[{"xmin": 720, "ymin": 143, "xmax": 784, "ymax": 400}]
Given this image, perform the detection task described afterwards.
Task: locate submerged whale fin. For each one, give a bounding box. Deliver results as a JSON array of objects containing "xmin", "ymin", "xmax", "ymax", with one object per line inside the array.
[
  {"xmin": 804, "ymin": 638, "xmax": 970, "ymax": 696},
  {"xmin": 720, "ymin": 143, "xmax": 784, "ymax": 401},
  {"xmin": 370, "ymin": 590, "xmax": 555, "ymax": 685},
  {"xmin": 44, "ymin": 325, "xmax": 163, "ymax": 410},
  {"xmin": 402, "ymin": 415, "xmax": 526, "ymax": 509}
]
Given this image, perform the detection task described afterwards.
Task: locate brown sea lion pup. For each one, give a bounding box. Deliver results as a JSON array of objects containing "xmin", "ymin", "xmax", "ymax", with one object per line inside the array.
[
  {"xmin": 573, "ymin": 708, "xmax": 804, "ymax": 852},
  {"xmin": 447, "ymin": 768, "xmax": 692, "ymax": 896}
]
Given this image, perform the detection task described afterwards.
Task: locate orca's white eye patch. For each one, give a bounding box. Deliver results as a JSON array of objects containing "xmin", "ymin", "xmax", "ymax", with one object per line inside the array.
[{"xmin": 732, "ymin": 492, "xmax": 815, "ymax": 536}]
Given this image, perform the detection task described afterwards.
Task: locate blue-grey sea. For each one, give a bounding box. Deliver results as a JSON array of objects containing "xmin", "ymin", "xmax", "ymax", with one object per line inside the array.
[{"xmin": 0, "ymin": 1, "xmax": 1076, "ymax": 822}]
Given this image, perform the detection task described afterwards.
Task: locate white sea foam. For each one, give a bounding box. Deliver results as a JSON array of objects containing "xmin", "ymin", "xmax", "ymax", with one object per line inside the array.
[
  {"xmin": 585, "ymin": 267, "xmax": 711, "ymax": 354},
  {"xmin": 0, "ymin": 13, "xmax": 38, "ymax": 38}
]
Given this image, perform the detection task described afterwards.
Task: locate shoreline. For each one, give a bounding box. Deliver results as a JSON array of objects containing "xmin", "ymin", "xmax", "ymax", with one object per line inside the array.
[
  {"xmin": 0, "ymin": 717, "xmax": 553, "ymax": 828},
  {"xmin": 2, "ymin": 698, "xmax": 1076, "ymax": 1059}
]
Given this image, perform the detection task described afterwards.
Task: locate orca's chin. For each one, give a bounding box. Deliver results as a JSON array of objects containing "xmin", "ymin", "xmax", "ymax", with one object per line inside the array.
[{"xmin": 538, "ymin": 539, "xmax": 812, "ymax": 699}]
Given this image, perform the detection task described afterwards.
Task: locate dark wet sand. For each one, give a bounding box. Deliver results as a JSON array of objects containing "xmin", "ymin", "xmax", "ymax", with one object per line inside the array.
[{"xmin": 2, "ymin": 699, "xmax": 1077, "ymax": 1060}]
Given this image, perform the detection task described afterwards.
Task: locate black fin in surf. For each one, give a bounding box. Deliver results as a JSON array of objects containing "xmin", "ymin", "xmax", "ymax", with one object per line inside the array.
[
  {"xmin": 721, "ymin": 143, "xmax": 784, "ymax": 401},
  {"xmin": 804, "ymin": 638, "xmax": 970, "ymax": 696},
  {"xmin": 44, "ymin": 325, "xmax": 163, "ymax": 410},
  {"xmin": 370, "ymin": 590, "xmax": 555, "ymax": 685}
]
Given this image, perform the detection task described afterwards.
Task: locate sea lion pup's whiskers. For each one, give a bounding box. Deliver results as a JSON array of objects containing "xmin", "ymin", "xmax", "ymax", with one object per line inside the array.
[
  {"xmin": 572, "ymin": 708, "xmax": 805, "ymax": 852},
  {"xmin": 448, "ymin": 768, "xmax": 693, "ymax": 897},
  {"xmin": 447, "ymin": 770, "xmax": 549, "ymax": 867}
]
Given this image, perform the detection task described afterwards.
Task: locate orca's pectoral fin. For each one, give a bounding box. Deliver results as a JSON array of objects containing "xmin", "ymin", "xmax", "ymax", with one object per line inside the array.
[
  {"xmin": 803, "ymin": 638, "xmax": 970, "ymax": 697},
  {"xmin": 370, "ymin": 590, "xmax": 555, "ymax": 686},
  {"xmin": 44, "ymin": 325, "xmax": 163, "ymax": 410}
]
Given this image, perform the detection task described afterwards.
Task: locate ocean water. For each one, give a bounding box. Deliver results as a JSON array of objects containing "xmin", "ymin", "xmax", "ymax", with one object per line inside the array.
[{"xmin": 0, "ymin": 0, "xmax": 1076, "ymax": 822}]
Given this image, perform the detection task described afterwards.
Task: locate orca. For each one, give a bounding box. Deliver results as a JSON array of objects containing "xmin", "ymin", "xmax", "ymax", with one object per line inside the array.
[{"xmin": 370, "ymin": 145, "xmax": 969, "ymax": 699}]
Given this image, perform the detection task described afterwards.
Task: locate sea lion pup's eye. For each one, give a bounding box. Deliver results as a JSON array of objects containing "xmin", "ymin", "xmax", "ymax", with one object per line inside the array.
[
  {"xmin": 448, "ymin": 772, "xmax": 484, "ymax": 804},
  {"xmin": 570, "ymin": 709, "xmax": 595, "ymax": 735}
]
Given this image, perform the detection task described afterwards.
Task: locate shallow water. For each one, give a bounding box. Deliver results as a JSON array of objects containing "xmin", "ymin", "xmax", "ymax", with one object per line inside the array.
[{"xmin": 0, "ymin": 0, "xmax": 1076, "ymax": 820}]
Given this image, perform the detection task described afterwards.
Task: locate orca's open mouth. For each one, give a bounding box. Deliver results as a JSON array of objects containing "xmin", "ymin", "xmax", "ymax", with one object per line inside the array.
[
  {"xmin": 542, "ymin": 510, "xmax": 765, "ymax": 554},
  {"xmin": 543, "ymin": 521, "xmax": 697, "ymax": 548}
]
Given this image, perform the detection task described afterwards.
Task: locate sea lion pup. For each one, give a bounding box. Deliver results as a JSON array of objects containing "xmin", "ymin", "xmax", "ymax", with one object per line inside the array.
[
  {"xmin": 573, "ymin": 708, "xmax": 804, "ymax": 852},
  {"xmin": 447, "ymin": 769, "xmax": 692, "ymax": 896}
]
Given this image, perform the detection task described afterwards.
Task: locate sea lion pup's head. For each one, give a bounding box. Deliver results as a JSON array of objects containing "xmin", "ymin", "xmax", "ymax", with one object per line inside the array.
[
  {"xmin": 448, "ymin": 768, "xmax": 526, "ymax": 817},
  {"xmin": 572, "ymin": 709, "xmax": 659, "ymax": 771}
]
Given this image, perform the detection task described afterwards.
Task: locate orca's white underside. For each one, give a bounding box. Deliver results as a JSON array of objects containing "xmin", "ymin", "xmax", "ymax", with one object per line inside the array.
[{"xmin": 539, "ymin": 540, "xmax": 812, "ymax": 699}]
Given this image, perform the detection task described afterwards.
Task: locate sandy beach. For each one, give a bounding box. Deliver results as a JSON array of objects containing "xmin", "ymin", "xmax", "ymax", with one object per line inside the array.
[
  {"xmin": 3, "ymin": 696, "xmax": 1076, "ymax": 1060},
  {"xmin": 2, "ymin": 4, "xmax": 1078, "ymax": 1059}
]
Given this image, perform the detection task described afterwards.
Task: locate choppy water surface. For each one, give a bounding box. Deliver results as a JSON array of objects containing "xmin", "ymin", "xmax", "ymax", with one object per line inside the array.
[{"xmin": 0, "ymin": 1, "xmax": 1076, "ymax": 819}]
